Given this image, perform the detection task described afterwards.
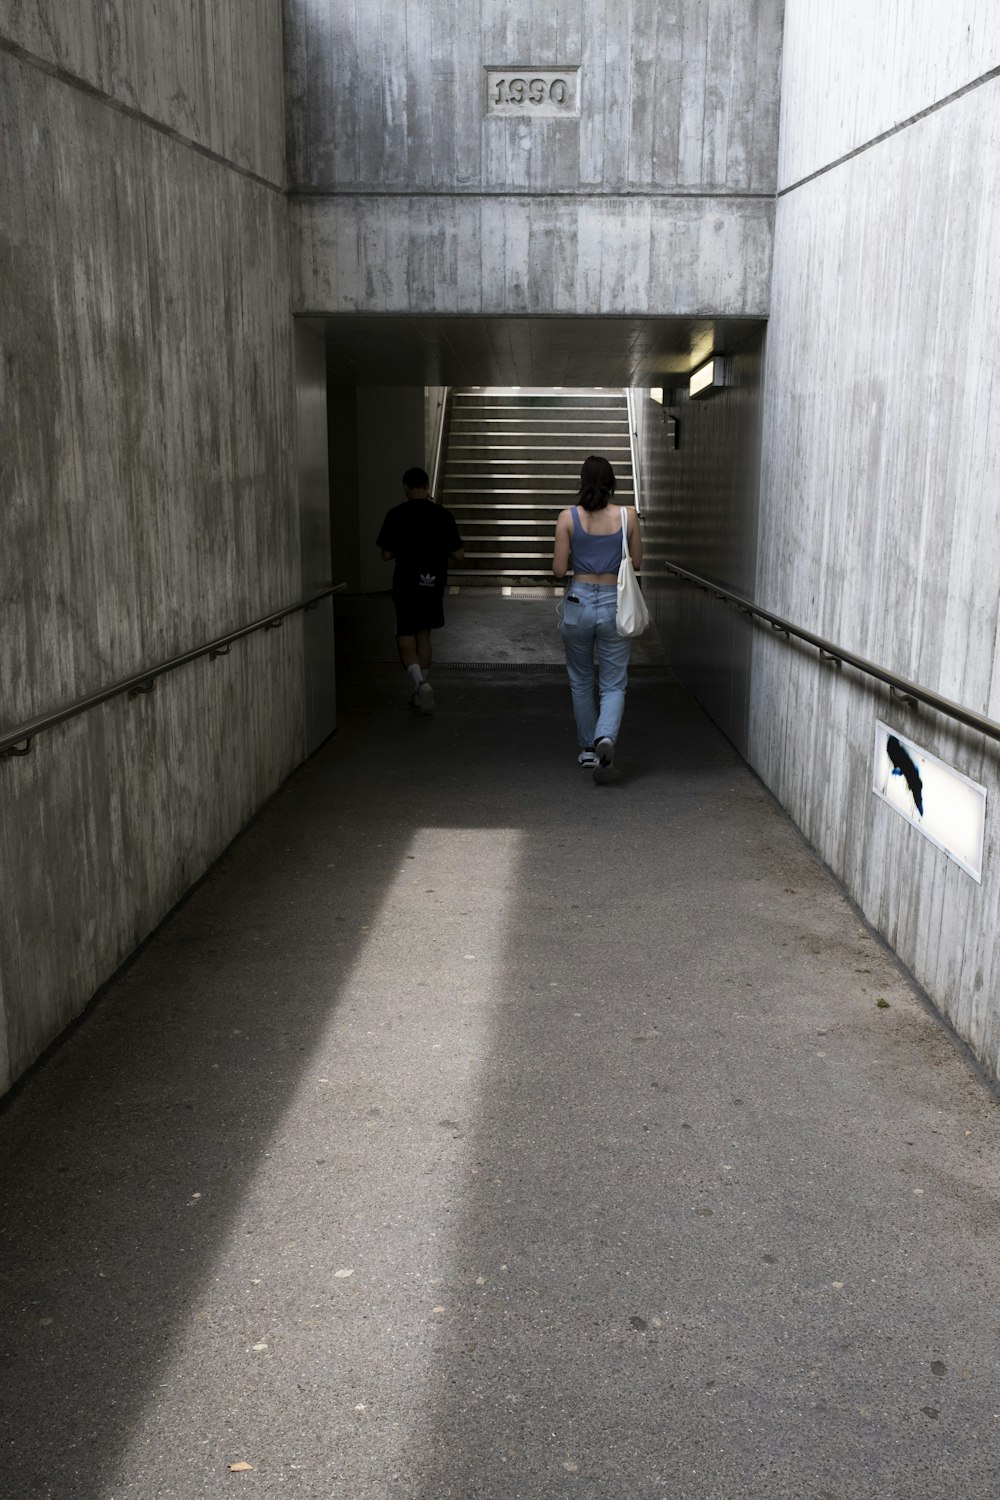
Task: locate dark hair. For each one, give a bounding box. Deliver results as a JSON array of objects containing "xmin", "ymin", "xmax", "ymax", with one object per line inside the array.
[
  {"xmin": 402, "ymin": 466, "xmax": 429, "ymax": 489},
  {"xmin": 578, "ymin": 455, "xmax": 616, "ymax": 512}
]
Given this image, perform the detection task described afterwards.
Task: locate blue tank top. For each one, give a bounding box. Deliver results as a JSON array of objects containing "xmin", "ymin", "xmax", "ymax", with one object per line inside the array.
[{"xmin": 571, "ymin": 506, "xmax": 624, "ymax": 575}]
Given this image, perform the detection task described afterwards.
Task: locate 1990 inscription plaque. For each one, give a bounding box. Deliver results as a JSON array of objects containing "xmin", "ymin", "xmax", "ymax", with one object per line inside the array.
[{"xmin": 485, "ymin": 67, "xmax": 580, "ymax": 118}]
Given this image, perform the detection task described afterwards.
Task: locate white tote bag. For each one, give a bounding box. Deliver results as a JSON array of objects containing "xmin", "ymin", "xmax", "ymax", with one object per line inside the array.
[{"xmin": 616, "ymin": 506, "xmax": 650, "ymax": 637}]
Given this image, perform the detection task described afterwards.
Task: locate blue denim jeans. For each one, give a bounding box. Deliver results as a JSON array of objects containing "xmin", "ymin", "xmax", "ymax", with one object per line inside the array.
[{"xmin": 559, "ymin": 582, "xmax": 631, "ymax": 748}]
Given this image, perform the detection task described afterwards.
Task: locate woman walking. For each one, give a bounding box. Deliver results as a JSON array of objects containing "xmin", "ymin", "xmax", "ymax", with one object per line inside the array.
[{"xmin": 552, "ymin": 455, "xmax": 642, "ymax": 783}]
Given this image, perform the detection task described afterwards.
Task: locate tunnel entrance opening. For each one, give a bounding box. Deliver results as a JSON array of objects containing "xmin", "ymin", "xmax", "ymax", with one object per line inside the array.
[
  {"xmin": 312, "ymin": 312, "xmax": 765, "ymax": 599},
  {"xmin": 316, "ymin": 313, "xmax": 763, "ymax": 389}
]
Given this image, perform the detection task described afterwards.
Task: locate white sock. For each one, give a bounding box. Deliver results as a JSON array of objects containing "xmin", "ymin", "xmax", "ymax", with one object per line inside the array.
[{"xmin": 407, "ymin": 663, "xmax": 424, "ymax": 688}]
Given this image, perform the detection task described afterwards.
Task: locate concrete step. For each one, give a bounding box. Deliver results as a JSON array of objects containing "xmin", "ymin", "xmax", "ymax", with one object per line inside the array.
[
  {"xmin": 447, "ymin": 500, "xmax": 634, "ymax": 519},
  {"xmin": 452, "ymin": 399, "xmax": 626, "ymax": 411},
  {"xmin": 455, "ymin": 518, "xmax": 560, "ymax": 534},
  {"xmin": 453, "ymin": 391, "xmax": 625, "ymax": 407},
  {"xmin": 449, "ymin": 439, "xmax": 630, "ymax": 448},
  {"xmin": 446, "ymin": 462, "xmax": 632, "ymax": 480},
  {"xmin": 461, "ymin": 545, "xmax": 556, "ymax": 559},
  {"xmin": 446, "ymin": 486, "xmax": 632, "ymax": 500},
  {"xmin": 446, "ymin": 492, "xmax": 634, "ymax": 506},
  {"xmin": 448, "ymin": 566, "xmax": 557, "ymax": 579},
  {"xmin": 454, "ymin": 518, "xmax": 631, "ymax": 535},
  {"xmin": 449, "ymin": 419, "xmax": 631, "ymax": 433},
  {"xmin": 446, "ymin": 454, "xmax": 633, "ymax": 465},
  {"xmin": 447, "ymin": 490, "xmax": 631, "ymax": 503},
  {"xmin": 459, "ymin": 533, "xmax": 561, "ymax": 543}
]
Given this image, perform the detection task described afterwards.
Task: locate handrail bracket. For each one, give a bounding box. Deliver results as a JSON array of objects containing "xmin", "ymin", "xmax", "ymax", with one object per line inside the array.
[
  {"xmin": 661, "ymin": 558, "xmax": 1000, "ymax": 744},
  {"xmin": 0, "ymin": 583, "xmax": 348, "ymax": 763}
]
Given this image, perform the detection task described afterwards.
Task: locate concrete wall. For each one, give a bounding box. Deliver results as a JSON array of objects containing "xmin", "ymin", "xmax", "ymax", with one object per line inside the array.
[
  {"xmin": 751, "ymin": 4, "xmax": 1000, "ymax": 1074},
  {"xmin": 286, "ymin": 0, "xmax": 782, "ymax": 317},
  {"xmin": 356, "ymin": 389, "xmax": 428, "ymax": 594},
  {"xmin": 327, "ymin": 385, "xmax": 362, "ymax": 594},
  {"xmin": 326, "ymin": 383, "xmax": 447, "ymax": 596},
  {"xmin": 635, "ymin": 332, "xmax": 765, "ymax": 759},
  {"xmin": 295, "ymin": 322, "xmax": 337, "ymax": 752},
  {"xmin": 0, "ymin": 8, "xmax": 302, "ymax": 1094},
  {"xmin": 0, "ymin": 0, "xmax": 285, "ymax": 182}
]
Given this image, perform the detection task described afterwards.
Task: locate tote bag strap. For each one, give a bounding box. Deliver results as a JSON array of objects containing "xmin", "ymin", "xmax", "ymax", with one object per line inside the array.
[{"xmin": 620, "ymin": 506, "xmax": 628, "ymax": 561}]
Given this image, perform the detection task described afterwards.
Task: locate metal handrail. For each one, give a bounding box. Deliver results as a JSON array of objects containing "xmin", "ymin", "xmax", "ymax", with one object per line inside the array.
[
  {"xmin": 1, "ymin": 583, "xmax": 348, "ymax": 760},
  {"xmin": 664, "ymin": 560, "xmax": 1000, "ymax": 745},
  {"xmin": 430, "ymin": 386, "xmax": 452, "ymax": 502},
  {"xmin": 625, "ymin": 388, "xmax": 642, "ymax": 515}
]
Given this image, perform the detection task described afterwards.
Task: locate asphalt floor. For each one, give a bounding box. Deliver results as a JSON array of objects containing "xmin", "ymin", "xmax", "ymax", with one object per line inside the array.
[{"xmin": 2, "ymin": 595, "xmax": 1000, "ymax": 1500}]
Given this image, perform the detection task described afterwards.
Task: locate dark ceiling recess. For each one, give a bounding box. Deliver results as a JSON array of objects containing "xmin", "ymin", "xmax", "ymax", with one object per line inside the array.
[{"xmin": 315, "ymin": 314, "xmax": 764, "ymax": 388}]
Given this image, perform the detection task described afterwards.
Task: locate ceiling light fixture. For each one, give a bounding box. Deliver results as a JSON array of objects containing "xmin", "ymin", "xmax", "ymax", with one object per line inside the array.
[{"xmin": 689, "ymin": 358, "xmax": 726, "ymax": 400}]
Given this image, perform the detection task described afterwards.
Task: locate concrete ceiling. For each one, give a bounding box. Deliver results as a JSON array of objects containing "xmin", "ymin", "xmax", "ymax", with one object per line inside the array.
[{"xmin": 315, "ymin": 315, "xmax": 765, "ymax": 388}]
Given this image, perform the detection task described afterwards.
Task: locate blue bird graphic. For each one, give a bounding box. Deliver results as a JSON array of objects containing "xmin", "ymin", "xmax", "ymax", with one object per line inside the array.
[{"xmin": 886, "ymin": 735, "xmax": 924, "ymax": 816}]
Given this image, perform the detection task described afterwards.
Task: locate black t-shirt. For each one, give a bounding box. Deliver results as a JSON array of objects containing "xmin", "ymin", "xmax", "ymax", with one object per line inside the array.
[{"xmin": 376, "ymin": 498, "xmax": 463, "ymax": 593}]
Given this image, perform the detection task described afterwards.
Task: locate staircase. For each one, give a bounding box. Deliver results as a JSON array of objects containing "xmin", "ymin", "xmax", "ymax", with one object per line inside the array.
[{"xmin": 439, "ymin": 389, "xmax": 634, "ymax": 587}]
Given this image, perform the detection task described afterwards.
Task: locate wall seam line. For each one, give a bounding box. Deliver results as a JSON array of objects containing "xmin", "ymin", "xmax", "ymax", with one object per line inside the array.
[
  {"xmin": 0, "ymin": 30, "xmax": 286, "ymax": 195},
  {"xmin": 291, "ymin": 309, "xmax": 772, "ymax": 322},
  {"xmin": 778, "ymin": 62, "xmax": 1000, "ymax": 197},
  {"xmin": 288, "ymin": 187, "xmax": 777, "ymax": 201}
]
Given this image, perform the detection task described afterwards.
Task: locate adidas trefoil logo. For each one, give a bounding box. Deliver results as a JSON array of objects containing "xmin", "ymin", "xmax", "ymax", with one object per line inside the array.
[{"xmin": 418, "ymin": 572, "xmax": 437, "ymax": 588}]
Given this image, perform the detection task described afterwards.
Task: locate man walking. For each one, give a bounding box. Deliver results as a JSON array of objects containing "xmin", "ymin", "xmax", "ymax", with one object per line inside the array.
[{"xmin": 376, "ymin": 467, "xmax": 464, "ymax": 713}]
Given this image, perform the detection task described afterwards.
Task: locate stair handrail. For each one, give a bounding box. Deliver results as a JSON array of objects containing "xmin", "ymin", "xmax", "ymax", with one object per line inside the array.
[
  {"xmin": 626, "ymin": 388, "xmax": 642, "ymax": 515},
  {"xmin": 1, "ymin": 584, "xmax": 348, "ymax": 761},
  {"xmin": 664, "ymin": 560, "xmax": 1000, "ymax": 744},
  {"xmin": 430, "ymin": 386, "xmax": 452, "ymax": 502}
]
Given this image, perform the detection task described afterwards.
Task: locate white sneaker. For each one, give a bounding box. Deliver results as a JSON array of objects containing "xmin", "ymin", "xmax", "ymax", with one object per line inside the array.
[
  {"xmin": 577, "ymin": 748, "xmax": 598, "ymax": 767},
  {"xmin": 416, "ymin": 680, "xmax": 435, "ymax": 714},
  {"xmin": 593, "ymin": 737, "xmax": 615, "ymax": 783}
]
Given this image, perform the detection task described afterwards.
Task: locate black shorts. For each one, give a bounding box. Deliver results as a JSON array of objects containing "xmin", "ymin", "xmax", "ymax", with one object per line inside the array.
[{"xmin": 393, "ymin": 588, "xmax": 445, "ymax": 636}]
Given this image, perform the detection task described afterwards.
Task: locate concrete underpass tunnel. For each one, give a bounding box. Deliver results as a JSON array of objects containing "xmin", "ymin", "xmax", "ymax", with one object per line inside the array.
[
  {"xmin": 6, "ymin": 4, "xmax": 1000, "ymax": 1488},
  {"xmin": 319, "ymin": 314, "xmax": 768, "ymax": 761}
]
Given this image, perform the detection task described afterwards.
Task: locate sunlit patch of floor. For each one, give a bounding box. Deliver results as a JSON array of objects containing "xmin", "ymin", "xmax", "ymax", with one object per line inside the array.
[{"xmin": 110, "ymin": 827, "xmax": 521, "ymax": 1493}]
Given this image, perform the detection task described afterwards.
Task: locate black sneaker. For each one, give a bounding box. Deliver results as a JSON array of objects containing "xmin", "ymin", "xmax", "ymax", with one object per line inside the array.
[{"xmin": 593, "ymin": 737, "xmax": 615, "ymax": 784}]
